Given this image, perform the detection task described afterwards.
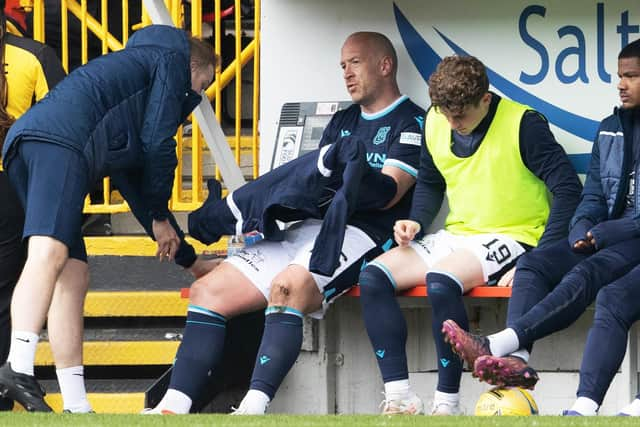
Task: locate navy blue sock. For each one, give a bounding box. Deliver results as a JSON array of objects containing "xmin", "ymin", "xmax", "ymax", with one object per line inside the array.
[
  {"xmin": 250, "ymin": 307, "xmax": 303, "ymax": 399},
  {"xmin": 169, "ymin": 305, "xmax": 227, "ymax": 399},
  {"xmin": 359, "ymin": 262, "xmax": 408, "ymax": 382},
  {"xmin": 427, "ymin": 271, "xmax": 467, "ymax": 394}
]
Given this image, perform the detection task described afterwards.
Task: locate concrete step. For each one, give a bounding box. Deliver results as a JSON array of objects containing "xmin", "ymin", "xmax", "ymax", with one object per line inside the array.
[{"xmin": 85, "ymin": 252, "xmax": 224, "ymax": 292}]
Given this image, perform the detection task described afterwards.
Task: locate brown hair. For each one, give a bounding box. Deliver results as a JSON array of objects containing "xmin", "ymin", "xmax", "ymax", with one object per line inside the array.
[
  {"xmin": 0, "ymin": 15, "xmax": 15, "ymax": 151},
  {"xmin": 189, "ymin": 37, "xmax": 218, "ymax": 70},
  {"xmin": 428, "ymin": 55, "xmax": 489, "ymax": 115}
]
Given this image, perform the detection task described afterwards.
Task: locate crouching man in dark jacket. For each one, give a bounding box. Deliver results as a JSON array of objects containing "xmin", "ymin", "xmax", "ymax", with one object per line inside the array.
[{"xmin": 0, "ymin": 24, "xmax": 216, "ymax": 412}]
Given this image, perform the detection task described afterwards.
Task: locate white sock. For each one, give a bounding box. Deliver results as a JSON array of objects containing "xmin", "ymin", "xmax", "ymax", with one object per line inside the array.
[
  {"xmin": 487, "ymin": 328, "xmax": 519, "ymax": 357},
  {"xmin": 7, "ymin": 331, "xmax": 39, "ymax": 376},
  {"xmin": 570, "ymin": 396, "xmax": 598, "ymax": 416},
  {"xmin": 238, "ymin": 389, "xmax": 270, "ymax": 414},
  {"xmin": 619, "ymin": 398, "xmax": 640, "ymax": 416},
  {"xmin": 56, "ymin": 366, "xmax": 92, "ymax": 413},
  {"xmin": 384, "ymin": 379, "xmax": 411, "ymax": 401},
  {"xmin": 156, "ymin": 388, "xmax": 193, "ymax": 414},
  {"xmin": 433, "ymin": 390, "xmax": 459, "ymax": 405},
  {"xmin": 509, "ymin": 349, "xmax": 530, "ymax": 363}
]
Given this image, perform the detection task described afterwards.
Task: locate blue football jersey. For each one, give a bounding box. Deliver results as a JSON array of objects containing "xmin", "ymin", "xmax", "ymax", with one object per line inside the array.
[{"xmin": 320, "ymin": 95, "xmax": 425, "ymax": 245}]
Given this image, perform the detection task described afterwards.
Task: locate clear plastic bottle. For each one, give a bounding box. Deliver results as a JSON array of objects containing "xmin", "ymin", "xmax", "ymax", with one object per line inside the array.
[{"xmin": 227, "ymin": 234, "xmax": 244, "ymax": 257}]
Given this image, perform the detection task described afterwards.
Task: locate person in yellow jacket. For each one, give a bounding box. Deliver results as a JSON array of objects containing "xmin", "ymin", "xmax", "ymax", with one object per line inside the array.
[
  {"xmin": 0, "ymin": 2, "xmax": 65, "ymax": 411},
  {"xmin": 357, "ymin": 55, "xmax": 582, "ymax": 415}
]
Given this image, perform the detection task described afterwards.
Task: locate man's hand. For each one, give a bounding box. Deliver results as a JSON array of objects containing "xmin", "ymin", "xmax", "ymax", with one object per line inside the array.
[
  {"xmin": 587, "ymin": 218, "xmax": 640, "ymax": 250},
  {"xmin": 152, "ymin": 219, "xmax": 180, "ymax": 262},
  {"xmin": 188, "ymin": 255, "xmax": 224, "ymax": 278},
  {"xmin": 497, "ymin": 266, "xmax": 516, "ymax": 287},
  {"xmin": 394, "ymin": 219, "xmax": 421, "ymax": 247},
  {"xmin": 568, "ymin": 218, "xmax": 595, "ymax": 254},
  {"xmin": 573, "ymin": 237, "xmax": 596, "ymax": 254}
]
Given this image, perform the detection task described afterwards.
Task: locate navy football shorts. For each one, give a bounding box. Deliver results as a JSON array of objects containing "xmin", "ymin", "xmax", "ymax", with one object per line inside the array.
[{"xmin": 6, "ymin": 139, "xmax": 90, "ymax": 261}]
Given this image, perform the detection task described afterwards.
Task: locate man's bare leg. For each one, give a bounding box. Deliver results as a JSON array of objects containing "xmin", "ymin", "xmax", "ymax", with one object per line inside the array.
[
  {"xmin": 0, "ymin": 236, "xmax": 68, "ymax": 411},
  {"xmin": 48, "ymin": 258, "xmax": 92, "ymax": 412}
]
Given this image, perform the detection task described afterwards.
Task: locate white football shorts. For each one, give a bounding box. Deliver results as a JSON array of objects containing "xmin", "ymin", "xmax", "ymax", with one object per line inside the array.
[
  {"xmin": 225, "ymin": 218, "xmax": 377, "ymax": 318},
  {"xmin": 409, "ymin": 229, "xmax": 527, "ymax": 283}
]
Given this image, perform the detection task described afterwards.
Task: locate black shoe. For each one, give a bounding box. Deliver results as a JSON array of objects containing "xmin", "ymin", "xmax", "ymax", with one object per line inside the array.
[
  {"xmin": 0, "ymin": 363, "xmax": 53, "ymax": 412},
  {"xmin": 0, "ymin": 396, "xmax": 14, "ymax": 411}
]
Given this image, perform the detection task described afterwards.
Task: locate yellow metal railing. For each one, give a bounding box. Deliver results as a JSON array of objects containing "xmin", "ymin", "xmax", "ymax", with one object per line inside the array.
[{"xmin": 30, "ymin": 0, "xmax": 260, "ymax": 214}]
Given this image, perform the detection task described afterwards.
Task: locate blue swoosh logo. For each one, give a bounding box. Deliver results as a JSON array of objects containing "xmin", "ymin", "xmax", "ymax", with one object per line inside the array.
[{"xmin": 393, "ymin": 2, "xmax": 594, "ymax": 173}]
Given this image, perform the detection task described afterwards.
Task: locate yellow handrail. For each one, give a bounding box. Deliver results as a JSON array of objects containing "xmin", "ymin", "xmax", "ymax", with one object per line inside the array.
[
  {"xmin": 65, "ymin": 0, "xmax": 125, "ymax": 52},
  {"xmin": 205, "ymin": 41, "xmax": 255, "ymax": 102}
]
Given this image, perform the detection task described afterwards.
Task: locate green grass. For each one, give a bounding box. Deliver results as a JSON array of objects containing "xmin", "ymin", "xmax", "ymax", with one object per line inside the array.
[{"xmin": 0, "ymin": 414, "xmax": 635, "ymax": 427}]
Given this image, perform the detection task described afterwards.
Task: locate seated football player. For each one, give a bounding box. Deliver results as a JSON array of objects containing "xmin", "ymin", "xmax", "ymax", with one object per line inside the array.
[
  {"xmin": 442, "ymin": 38, "xmax": 640, "ymax": 417},
  {"xmin": 358, "ymin": 54, "xmax": 581, "ymax": 415},
  {"xmin": 144, "ymin": 31, "xmax": 426, "ymax": 415}
]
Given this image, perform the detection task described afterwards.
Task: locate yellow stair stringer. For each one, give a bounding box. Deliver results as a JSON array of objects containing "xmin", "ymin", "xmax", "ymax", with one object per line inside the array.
[
  {"xmin": 84, "ymin": 291, "xmax": 187, "ymax": 317},
  {"xmin": 35, "ymin": 341, "xmax": 180, "ymax": 366},
  {"xmin": 13, "ymin": 393, "xmax": 146, "ymax": 413},
  {"xmin": 85, "ymin": 236, "xmax": 226, "ymax": 256}
]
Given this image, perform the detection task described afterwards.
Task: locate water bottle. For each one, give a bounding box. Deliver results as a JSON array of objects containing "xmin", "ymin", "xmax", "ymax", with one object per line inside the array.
[{"xmin": 227, "ymin": 234, "xmax": 244, "ymax": 257}]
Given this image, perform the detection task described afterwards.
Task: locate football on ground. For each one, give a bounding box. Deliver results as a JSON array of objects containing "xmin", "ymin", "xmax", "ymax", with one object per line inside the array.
[{"xmin": 475, "ymin": 387, "xmax": 539, "ymax": 416}]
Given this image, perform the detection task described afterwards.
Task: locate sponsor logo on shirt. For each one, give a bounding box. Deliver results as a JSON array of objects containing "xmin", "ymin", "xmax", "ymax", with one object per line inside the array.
[
  {"xmin": 373, "ymin": 126, "xmax": 391, "ymax": 145},
  {"xmin": 366, "ymin": 152, "xmax": 386, "ymax": 168},
  {"xmin": 399, "ymin": 132, "xmax": 422, "ymax": 146}
]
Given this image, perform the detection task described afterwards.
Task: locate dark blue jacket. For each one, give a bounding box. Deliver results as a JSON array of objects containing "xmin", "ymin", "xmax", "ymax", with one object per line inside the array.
[
  {"xmin": 2, "ymin": 25, "xmax": 202, "ymax": 220},
  {"xmin": 189, "ymin": 137, "xmax": 397, "ymax": 276},
  {"xmin": 571, "ymin": 107, "xmax": 639, "ymax": 228}
]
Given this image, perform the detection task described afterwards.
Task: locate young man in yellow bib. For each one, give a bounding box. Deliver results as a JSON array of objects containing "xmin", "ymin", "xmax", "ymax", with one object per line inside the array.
[{"xmin": 357, "ymin": 55, "xmax": 582, "ymax": 415}]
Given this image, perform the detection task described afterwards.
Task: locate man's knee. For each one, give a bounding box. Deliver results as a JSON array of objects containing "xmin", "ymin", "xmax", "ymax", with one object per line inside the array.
[
  {"xmin": 269, "ymin": 276, "xmax": 296, "ymax": 306},
  {"xmin": 359, "ymin": 263, "xmax": 395, "ymax": 298},
  {"xmin": 26, "ymin": 236, "xmax": 68, "ymax": 270},
  {"xmin": 426, "ymin": 271, "xmax": 463, "ymax": 303},
  {"xmin": 268, "ymin": 272, "xmax": 321, "ymax": 312},
  {"xmin": 594, "ymin": 286, "xmax": 636, "ymax": 327},
  {"xmin": 515, "ymin": 250, "xmax": 546, "ymax": 273},
  {"xmin": 189, "ymin": 276, "xmax": 219, "ymax": 305}
]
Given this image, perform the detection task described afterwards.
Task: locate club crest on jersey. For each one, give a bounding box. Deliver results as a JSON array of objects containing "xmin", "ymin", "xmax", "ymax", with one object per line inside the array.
[
  {"xmin": 340, "ymin": 129, "xmax": 352, "ymax": 137},
  {"xmin": 373, "ymin": 126, "xmax": 391, "ymax": 145}
]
